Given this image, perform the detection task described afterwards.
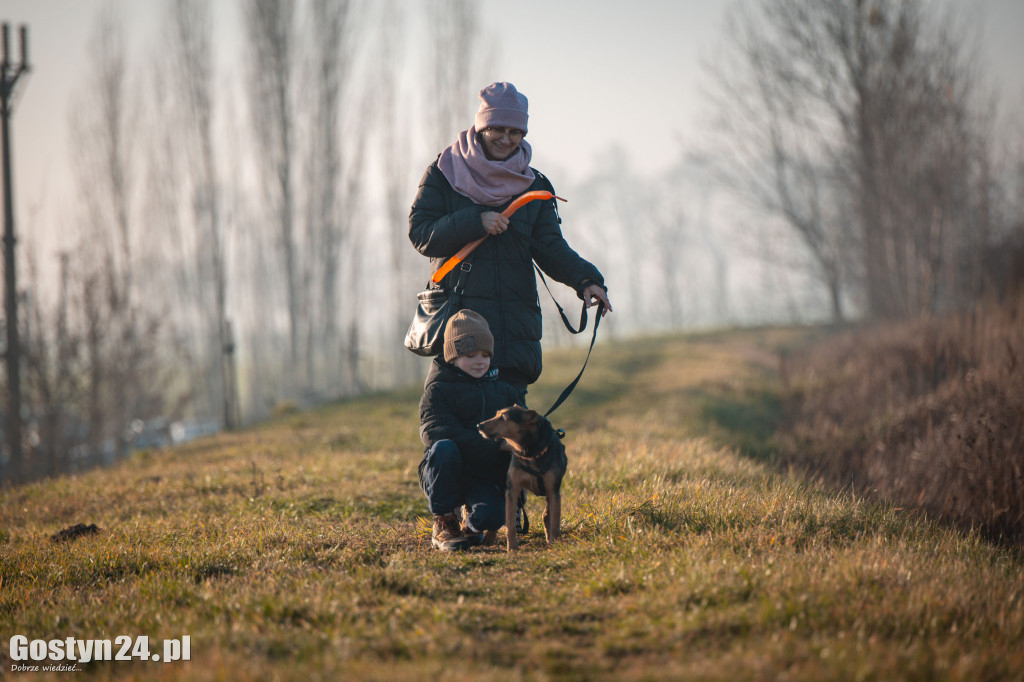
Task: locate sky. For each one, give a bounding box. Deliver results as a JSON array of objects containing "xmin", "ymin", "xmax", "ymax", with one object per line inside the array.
[
  {"xmin": 470, "ymin": 1, "xmax": 725, "ymax": 181},
  {"xmin": 1, "ymin": 0, "xmax": 1022, "ymax": 275},
  {"xmin": 5, "ymin": 1, "xmax": 723, "ymax": 217}
]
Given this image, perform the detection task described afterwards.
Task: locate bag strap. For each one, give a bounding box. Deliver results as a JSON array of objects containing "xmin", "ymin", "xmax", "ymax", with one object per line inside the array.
[
  {"xmin": 432, "ymin": 258, "xmax": 470, "ymax": 294},
  {"xmin": 451, "ymin": 260, "xmax": 471, "ymax": 294},
  {"xmin": 533, "ymin": 168, "xmax": 562, "ymax": 224}
]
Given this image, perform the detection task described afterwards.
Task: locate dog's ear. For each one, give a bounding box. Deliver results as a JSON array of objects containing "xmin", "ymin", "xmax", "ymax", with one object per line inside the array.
[{"xmin": 522, "ymin": 409, "xmax": 540, "ymax": 427}]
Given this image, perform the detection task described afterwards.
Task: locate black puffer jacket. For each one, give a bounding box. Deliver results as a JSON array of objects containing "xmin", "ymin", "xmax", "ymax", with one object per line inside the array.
[
  {"xmin": 419, "ymin": 359, "xmax": 520, "ymax": 484},
  {"xmin": 409, "ymin": 160, "xmax": 604, "ymax": 386}
]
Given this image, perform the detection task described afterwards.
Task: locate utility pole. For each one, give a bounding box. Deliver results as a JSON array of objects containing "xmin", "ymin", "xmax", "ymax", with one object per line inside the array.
[{"xmin": 1, "ymin": 24, "xmax": 30, "ymax": 484}]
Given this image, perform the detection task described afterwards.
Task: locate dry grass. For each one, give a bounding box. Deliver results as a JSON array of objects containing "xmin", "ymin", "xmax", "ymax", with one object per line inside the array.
[
  {"xmin": 1, "ymin": 326, "xmax": 1022, "ymax": 681},
  {"xmin": 779, "ymin": 292, "xmax": 1024, "ymax": 544}
]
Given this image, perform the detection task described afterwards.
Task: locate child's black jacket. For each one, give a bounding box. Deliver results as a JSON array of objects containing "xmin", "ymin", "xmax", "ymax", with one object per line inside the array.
[{"xmin": 419, "ymin": 357, "xmax": 519, "ymax": 483}]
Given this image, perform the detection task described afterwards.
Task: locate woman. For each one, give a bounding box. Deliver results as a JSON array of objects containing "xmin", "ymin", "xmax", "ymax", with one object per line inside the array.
[{"xmin": 409, "ymin": 82, "xmax": 613, "ymax": 401}]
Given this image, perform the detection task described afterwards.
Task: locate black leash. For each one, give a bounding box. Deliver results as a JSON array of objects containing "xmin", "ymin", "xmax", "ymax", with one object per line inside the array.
[
  {"xmin": 500, "ymin": 191, "xmax": 605, "ymax": 419},
  {"xmin": 543, "ymin": 300, "xmax": 603, "ymax": 419}
]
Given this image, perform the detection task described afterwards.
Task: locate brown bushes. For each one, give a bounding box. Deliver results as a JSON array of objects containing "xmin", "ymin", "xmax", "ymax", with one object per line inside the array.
[{"xmin": 779, "ymin": 293, "xmax": 1024, "ymax": 544}]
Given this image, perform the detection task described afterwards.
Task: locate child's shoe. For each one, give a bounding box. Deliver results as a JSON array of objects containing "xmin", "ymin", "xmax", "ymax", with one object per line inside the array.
[{"xmin": 431, "ymin": 513, "xmax": 480, "ymax": 551}]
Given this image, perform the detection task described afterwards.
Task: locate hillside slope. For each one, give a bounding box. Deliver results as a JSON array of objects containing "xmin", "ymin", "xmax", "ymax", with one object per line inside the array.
[{"xmin": 2, "ymin": 327, "xmax": 1022, "ymax": 681}]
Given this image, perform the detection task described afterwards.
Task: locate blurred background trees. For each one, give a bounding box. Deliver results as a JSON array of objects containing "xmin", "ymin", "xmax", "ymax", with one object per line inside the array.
[
  {"xmin": 2, "ymin": 0, "xmax": 1021, "ymax": 484},
  {"xmin": 707, "ymin": 0, "xmax": 1016, "ymax": 321}
]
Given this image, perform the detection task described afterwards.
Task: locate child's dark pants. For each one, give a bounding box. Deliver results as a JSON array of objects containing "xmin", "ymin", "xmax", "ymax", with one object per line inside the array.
[{"xmin": 418, "ymin": 439, "xmax": 505, "ymax": 533}]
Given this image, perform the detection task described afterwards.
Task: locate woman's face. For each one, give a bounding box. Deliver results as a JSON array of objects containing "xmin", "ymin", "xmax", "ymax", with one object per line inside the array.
[{"xmin": 479, "ymin": 127, "xmax": 525, "ymax": 161}]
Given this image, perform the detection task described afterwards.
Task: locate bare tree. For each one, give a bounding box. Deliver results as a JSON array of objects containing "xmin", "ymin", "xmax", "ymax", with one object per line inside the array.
[
  {"xmin": 145, "ymin": 0, "xmax": 237, "ymax": 427},
  {"xmin": 20, "ymin": 249, "xmax": 79, "ymax": 480},
  {"xmin": 300, "ymin": 0, "xmax": 369, "ymax": 397},
  {"xmin": 66, "ymin": 2, "xmax": 165, "ymax": 461},
  {"xmin": 839, "ymin": 1, "xmax": 991, "ymax": 316},
  {"xmin": 373, "ymin": 0, "xmax": 423, "ymax": 386},
  {"xmin": 424, "ymin": 0, "xmax": 490, "ymax": 150},
  {"xmin": 71, "ymin": 3, "xmax": 134, "ymax": 296},
  {"xmin": 572, "ymin": 147, "xmax": 653, "ymax": 331},
  {"xmin": 173, "ymin": 0, "xmax": 233, "ymax": 426},
  {"xmin": 707, "ymin": 0, "xmax": 994, "ymax": 320},
  {"xmin": 706, "ymin": 1, "xmax": 855, "ymax": 321},
  {"xmin": 300, "ymin": 0, "xmax": 342, "ymax": 395},
  {"xmin": 243, "ymin": 0, "xmax": 300, "ymax": 373},
  {"xmin": 649, "ymin": 165, "xmax": 696, "ymax": 330}
]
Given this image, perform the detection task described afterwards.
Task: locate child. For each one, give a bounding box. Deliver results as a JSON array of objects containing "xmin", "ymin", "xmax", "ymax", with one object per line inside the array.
[{"xmin": 418, "ymin": 309, "xmax": 519, "ymax": 551}]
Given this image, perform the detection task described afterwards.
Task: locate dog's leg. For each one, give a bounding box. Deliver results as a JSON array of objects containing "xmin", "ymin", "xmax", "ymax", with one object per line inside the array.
[
  {"xmin": 549, "ymin": 490, "xmax": 561, "ymax": 542},
  {"xmin": 544, "ymin": 491, "xmax": 562, "ymax": 543},
  {"xmin": 505, "ymin": 480, "xmax": 521, "ymax": 551}
]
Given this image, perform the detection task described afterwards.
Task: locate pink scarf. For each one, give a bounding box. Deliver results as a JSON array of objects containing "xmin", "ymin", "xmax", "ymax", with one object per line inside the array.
[{"xmin": 437, "ymin": 126, "xmax": 536, "ymax": 207}]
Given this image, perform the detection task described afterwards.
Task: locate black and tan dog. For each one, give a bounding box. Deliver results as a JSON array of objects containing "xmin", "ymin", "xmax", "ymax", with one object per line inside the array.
[{"xmin": 478, "ymin": 406, "xmax": 568, "ymax": 551}]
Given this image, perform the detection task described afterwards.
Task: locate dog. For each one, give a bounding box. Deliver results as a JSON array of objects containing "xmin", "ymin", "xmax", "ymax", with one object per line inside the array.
[{"xmin": 477, "ymin": 406, "xmax": 568, "ymax": 551}]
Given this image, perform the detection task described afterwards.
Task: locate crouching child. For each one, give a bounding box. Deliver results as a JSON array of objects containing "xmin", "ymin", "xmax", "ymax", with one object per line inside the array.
[{"xmin": 418, "ymin": 309, "xmax": 519, "ymax": 551}]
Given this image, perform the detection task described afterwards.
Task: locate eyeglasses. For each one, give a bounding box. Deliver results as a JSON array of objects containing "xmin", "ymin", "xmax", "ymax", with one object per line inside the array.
[{"xmin": 481, "ymin": 127, "xmax": 525, "ymax": 140}]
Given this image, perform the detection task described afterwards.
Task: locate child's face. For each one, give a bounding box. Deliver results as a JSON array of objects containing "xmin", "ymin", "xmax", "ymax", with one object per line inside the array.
[{"xmin": 453, "ymin": 350, "xmax": 491, "ymax": 379}]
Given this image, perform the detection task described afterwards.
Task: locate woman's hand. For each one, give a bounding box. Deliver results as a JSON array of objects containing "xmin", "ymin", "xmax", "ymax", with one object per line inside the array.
[
  {"xmin": 582, "ymin": 284, "xmax": 613, "ymax": 316},
  {"xmin": 481, "ymin": 211, "xmax": 510, "ymax": 236}
]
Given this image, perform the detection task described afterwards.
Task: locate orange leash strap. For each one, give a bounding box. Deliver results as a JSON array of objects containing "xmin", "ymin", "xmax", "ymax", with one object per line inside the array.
[{"xmin": 430, "ymin": 191, "xmax": 565, "ymax": 284}]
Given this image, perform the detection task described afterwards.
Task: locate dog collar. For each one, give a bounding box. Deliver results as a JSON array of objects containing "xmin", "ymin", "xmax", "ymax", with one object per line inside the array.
[{"xmin": 516, "ymin": 430, "xmax": 558, "ymax": 463}]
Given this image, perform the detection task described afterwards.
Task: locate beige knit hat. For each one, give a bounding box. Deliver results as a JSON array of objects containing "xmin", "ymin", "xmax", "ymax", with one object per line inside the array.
[{"xmin": 443, "ymin": 310, "xmax": 494, "ymax": 363}]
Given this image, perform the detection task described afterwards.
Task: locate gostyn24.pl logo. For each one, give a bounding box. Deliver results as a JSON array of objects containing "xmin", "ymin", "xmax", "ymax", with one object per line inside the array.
[{"xmin": 10, "ymin": 635, "xmax": 191, "ymax": 670}]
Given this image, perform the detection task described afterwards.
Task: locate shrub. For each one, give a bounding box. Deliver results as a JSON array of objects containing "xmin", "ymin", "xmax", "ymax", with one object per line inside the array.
[{"xmin": 779, "ymin": 293, "xmax": 1024, "ymax": 543}]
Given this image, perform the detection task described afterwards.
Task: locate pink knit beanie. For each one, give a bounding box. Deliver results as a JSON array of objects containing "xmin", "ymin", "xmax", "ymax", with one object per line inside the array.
[{"xmin": 474, "ymin": 82, "xmax": 529, "ymax": 133}]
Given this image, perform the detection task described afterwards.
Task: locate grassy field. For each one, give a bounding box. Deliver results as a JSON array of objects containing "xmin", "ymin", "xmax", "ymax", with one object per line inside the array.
[{"xmin": 1, "ymin": 327, "xmax": 1022, "ymax": 681}]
